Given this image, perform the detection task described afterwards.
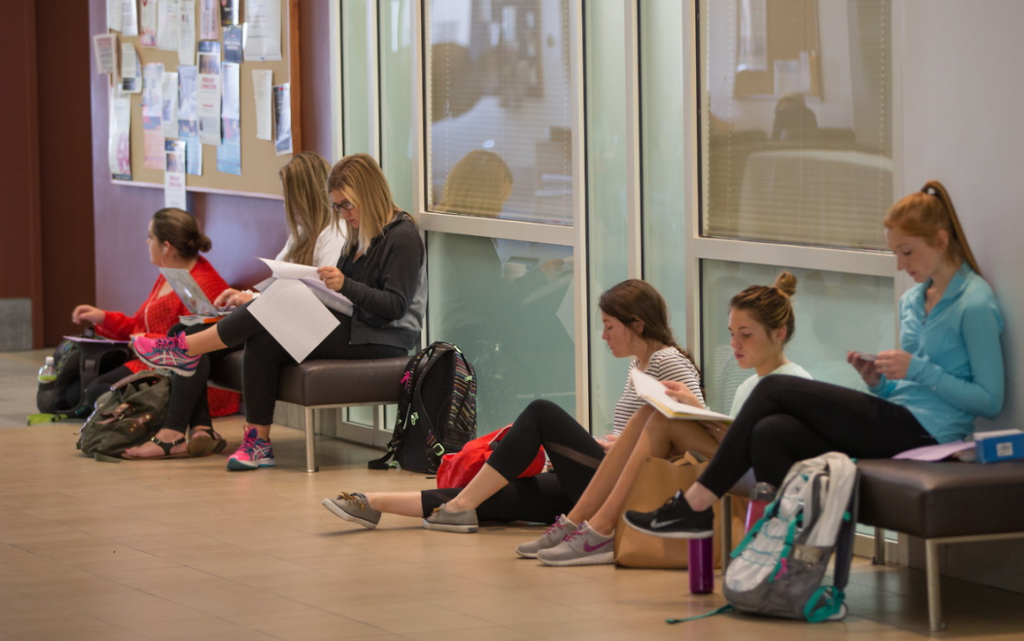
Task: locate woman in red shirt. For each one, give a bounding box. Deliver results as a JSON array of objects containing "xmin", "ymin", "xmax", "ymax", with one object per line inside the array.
[{"xmin": 71, "ymin": 208, "xmax": 239, "ymax": 456}]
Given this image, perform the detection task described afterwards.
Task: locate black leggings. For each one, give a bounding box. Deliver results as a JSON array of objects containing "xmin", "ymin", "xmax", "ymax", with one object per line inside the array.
[
  {"xmin": 699, "ymin": 375, "xmax": 937, "ymax": 495},
  {"xmin": 421, "ymin": 399, "xmax": 606, "ymax": 523},
  {"xmin": 163, "ymin": 323, "xmax": 241, "ymax": 433},
  {"xmin": 215, "ymin": 303, "xmax": 405, "ymax": 425}
]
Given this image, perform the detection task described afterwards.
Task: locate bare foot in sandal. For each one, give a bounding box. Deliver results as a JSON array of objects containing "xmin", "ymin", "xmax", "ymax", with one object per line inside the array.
[
  {"xmin": 123, "ymin": 429, "xmax": 189, "ymax": 459},
  {"xmin": 189, "ymin": 427, "xmax": 227, "ymax": 457}
]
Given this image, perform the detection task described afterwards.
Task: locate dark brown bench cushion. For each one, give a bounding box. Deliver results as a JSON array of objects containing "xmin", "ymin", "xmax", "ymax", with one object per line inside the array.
[
  {"xmin": 209, "ymin": 351, "xmax": 408, "ymax": 407},
  {"xmin": 857, "ymin": 458, "xmax": 1024, "ymax": 539}
]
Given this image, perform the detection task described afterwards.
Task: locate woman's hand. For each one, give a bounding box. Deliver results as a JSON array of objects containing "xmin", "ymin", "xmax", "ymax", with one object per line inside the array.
[
  {"xmin": 874, "ymin": 349, "xmax": 912, "ymax": 381},
  {"xmin": 214, "ymin": 288, "xmax": 253, "ymax": 309},
  {"xmin": 317, "ymin": 266, "xmax": 345, "ymax": 291},
  {"xmin": 661, "ymin": 380, "xmax": 704, "ymax": 408},
  {"xmin": 847, "ymin": 350, "xmax": 881, "ymax": 387},
  {"xmin": 71, "ymin": 305, "xmax": 105, "ymax": 326},
  {"xmin": 596, "ymin": 433, "xmax": 619, "ymax": 453}
]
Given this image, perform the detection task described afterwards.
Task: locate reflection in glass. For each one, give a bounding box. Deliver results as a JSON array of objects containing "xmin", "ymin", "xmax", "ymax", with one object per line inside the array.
[
  {"xmin": 428, "ymin": 232, "xmax": 575, "ymax": 434},
  {"xmin": 427, "ymin": 0, "xmax": 573, "ymax": 225},
  {"xmin": 701, "ymin": 260, "xmax": 894, "ymax": 414},
  {"xmin": 702, "ymin": 0, "xmax": 892, "ymax": 250}
]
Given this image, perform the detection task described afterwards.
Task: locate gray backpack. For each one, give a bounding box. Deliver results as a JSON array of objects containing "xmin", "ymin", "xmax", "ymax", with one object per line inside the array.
[
  {"xmin": 77, "ymin": 371, "xmax": 171, "ymax": 459},
  {"xmin": 721, "ymin": 452, "xmax": 860, "ymax": 622}
]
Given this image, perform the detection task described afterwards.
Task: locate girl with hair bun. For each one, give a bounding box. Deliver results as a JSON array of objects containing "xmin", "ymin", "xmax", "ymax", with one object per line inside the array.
[
  {"xmin": 71, "ymin": 208, "xmax": 239, "ymax": 428},
  {"xmin": 626, "ymin": 180, "xmax": 1005, "ymax": 540}
]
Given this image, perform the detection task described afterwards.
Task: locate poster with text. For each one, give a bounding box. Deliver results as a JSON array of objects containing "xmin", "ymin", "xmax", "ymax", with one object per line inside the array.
[
  {"xmin": 140, "ymin": 0, "xmax": 158, "ymax": 46},
  {"xmin": 217, "ymin": 118, "xmax": 241, "ymax": 175},
  {"xmin": 121, "ymin": 0, "xmax": 139, "ymax": 36},
  {"xmin": 107, "ymin": 0, "xmax": 122, "ymax": 32},
  {"xmin": 178, "ymin": 0, "xmax": 196, "ymax": 66},
  {"xmin": 223, "ymin": 25, "xmax": 243, "ymax": 63},
  {"xmin": 273, "ymin": 82, "xmax": 291, "ymax": 155},
  {"xmin": 200, "ymin": 0, "xmax": 219, "ymax": 39},
  {"xmin": 252, "ymin": 69, "xmax": 272, "ymax": 140},
  {"xmin": 243, "ymin": 0, "xmax": 282, "ymax": 61},
  {"xmin": 93, "ymin": 34, "xmax": 118, "ymax": 75},
  {"xmin": 220, "ymin": 0, "xmax": 239, "ymax": 26},
  {"xmin": 142, "ymin": 63, "xmax": 166, "ymax": 170},
  {"xmin": 109, "ymin": 86, "xmax": 132, "ymax": 179},
  {"xmin": 120, "ymin": 43, "xmax": 141, "ymax": 93},
  {"xmin": 164, "ymin": 140, "xmax": 187, "ymax": 208},
  {"xmin": 197, "ymin": 41, "xmax": 222, "ymax": 146},
  {"xmin": 157, "ymin": 0, "xmax": 179, "ymax": 51},
  {"xmin": 177, "ymin": 66, "xmax": 202, "ymax": 175},
  {"xmin": 161, "ymin": 71, "xmax": 179, "ymax": 138}
]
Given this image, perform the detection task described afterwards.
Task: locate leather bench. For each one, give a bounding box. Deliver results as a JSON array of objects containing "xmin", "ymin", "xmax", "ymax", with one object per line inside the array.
[
  {"xmin": 722, "ymin": 458, "xmax": 1024, "ymax": 631},
  {"xmin": 209, "ymin": 351, "xmax": 408, "ymax": 472}
]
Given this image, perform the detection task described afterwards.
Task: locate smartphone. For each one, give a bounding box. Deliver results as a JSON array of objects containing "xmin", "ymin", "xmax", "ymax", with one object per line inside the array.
[{"xmin": 857, "ymin": 353, "xmax": 878, "ymax": 361}]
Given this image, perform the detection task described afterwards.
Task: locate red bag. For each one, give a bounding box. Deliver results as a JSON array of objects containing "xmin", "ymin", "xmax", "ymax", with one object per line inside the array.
[{"xmin": 436, "ymin": 424, "xmax": 546, "ymax": 488}]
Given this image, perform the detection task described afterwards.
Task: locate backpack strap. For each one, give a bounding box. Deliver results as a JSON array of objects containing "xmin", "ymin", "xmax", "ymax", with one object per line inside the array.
[
  {"xmin": 667, "ymin": 604, "xmax": 734, "ymax": 624},
  {"xmin": 368, "ymin": 348, "xmax": 429, "ymax": 470}
]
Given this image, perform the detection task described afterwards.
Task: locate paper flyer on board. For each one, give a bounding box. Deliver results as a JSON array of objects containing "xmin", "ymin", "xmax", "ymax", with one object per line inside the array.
[
  {"xmin": 177, "ymin": 66, "xmax": 202, "ymax": 175},
  {"xmin": 164, "ymin": 140, "xmax": 187, "ymax": 209},
  {"xmin": 223, "ymin": 25, "xmax": 243, "ymax": 63},
  {"xmin": 93, "ymin": 34, "xmax": 118, "ymax": 75},
  {"xmin": 197, "ymin": 41, "xmax": 222, "ymax": 146},
  {"xmin": 109, "ymin": 86, "xmax": 132, "ymax": 179},
  {"xmin": 243, "ymin": 0, "xmax": 283, "ymax": 61},
  {"xmin": 161, "ymin": 71, "xmax": 179, "ymax": 138},
  {"xmin": 199, "ymin": 0, "xmax": 219, "ymax": 39},
  {"xmin": 157, "ymin": 0, "xmax": 179, "ymax": 51},
  {"xmin": 252, "ymin": 69, "xmax": 272, "ymax": 140},
  {"xmin": 140, "ymin": 0, "xmax": 158, "ymax": 46},
  {"xmin": 120, "ymin": 43, "xmax": 141, "ymax": 93},
  {"xmin": 121, "ymin": 0, "xmax": 139, "ymax": 36},
  {"xmin": 178, "ymin": 0, "xmax": 196, "ymax": 65},
  {"xmin": 220, "ymin": 0, "xmax": 239, "ymax": 26},
  {"xmin": 216, "ymin": 62, "xmax": 241, "ymax": 175},
  {"xmin": 273, "ymin": 83, "xmax": 292, "ymax": 155},
  {"xmin": 142, "ymin": 63, "xmax": 165, "ymax": 170},
  {"xmin": 107, "ymin": 0, "xmax": 122, "ymax": 31}
]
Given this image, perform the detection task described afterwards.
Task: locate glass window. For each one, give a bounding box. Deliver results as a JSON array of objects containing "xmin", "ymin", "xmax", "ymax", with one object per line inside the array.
[
  {"xmin": 701, "ymin": 0, "xmax": 893, "ymax": 250},
  {"xmin": 381, "ymin": 0, "xmax": 415, "ymax": 211},
  {"xmin": 701, "ymin": 260, "xmax": 895, "ymax": 414},
  {"xmin": 426, "ymin": 0, "xmax": 574, "ymax": 225},
  {"xmin": 427, "ymin": 232, "xmax": 575, "ymax": 434},
  {"xmin": 341, "ymin": 0, "xmax": 375, "ymax": 155}
]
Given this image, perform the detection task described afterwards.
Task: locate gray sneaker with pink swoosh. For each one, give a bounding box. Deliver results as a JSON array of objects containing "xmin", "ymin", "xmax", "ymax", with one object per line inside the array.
[{"xmin": 536, "ymin": 521, "xmax": 614, "ymax": 566}]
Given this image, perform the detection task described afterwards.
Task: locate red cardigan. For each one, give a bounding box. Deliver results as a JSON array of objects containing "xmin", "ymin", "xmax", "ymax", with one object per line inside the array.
[{"xmin": 94, "ymin": 256, "xmax": 240, "ymax": 418}]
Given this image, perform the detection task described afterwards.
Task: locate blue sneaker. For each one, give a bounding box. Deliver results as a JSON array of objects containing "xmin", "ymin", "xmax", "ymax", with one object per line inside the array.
[
  {"xmin": 227, "ymin": 426, "xmax": 275, "ymax": 471},
  {"xmin": 131, "ymin": 332, "xmax": 200, "ymax": 376}
]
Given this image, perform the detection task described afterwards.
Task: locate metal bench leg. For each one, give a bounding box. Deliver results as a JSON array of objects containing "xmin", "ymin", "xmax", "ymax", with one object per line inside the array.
[
  {"xmin": 926, "ymin": 538, "xmax": 945, "ymax": 632},
  {"xmin": 873, "ymin": 527, "xmax": 886, "ymax": 564},
  {"xmin": 305, "ymin": 406, "xmax": 319, "ymax": 473},
  {"xmin": 722, "ymin": 495, "xmax": 733, "ymax": 572}
]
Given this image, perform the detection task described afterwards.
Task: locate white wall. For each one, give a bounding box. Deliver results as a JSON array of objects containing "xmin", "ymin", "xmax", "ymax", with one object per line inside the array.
[{"xmin": 899, "ymin": 0, "xmax": 1024, "ymax": 592}]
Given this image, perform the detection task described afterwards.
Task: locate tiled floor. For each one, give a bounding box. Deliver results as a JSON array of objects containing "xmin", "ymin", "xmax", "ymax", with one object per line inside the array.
[{"xmin": 2, "ymin": 349, "xmax": 1024, "ymax": 639}]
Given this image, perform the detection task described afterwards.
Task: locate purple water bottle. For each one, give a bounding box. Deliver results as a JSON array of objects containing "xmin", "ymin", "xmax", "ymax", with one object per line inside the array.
[
  {"xmin": 688, "ymin": 538, "xmax": 714, "ymax": 594},
  {"xmin": 745, "ymin": 482, "xmax": 777, "ymax": 533}
]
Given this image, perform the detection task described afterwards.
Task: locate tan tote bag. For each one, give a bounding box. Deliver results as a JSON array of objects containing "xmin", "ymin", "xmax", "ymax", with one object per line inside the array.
[{"xmin": 613, "ymin": 453, "xmax": 747, "ymax": 569}]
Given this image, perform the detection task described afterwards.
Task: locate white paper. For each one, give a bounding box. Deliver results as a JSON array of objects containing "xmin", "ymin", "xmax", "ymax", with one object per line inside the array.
[
  {"xmin": 178, "ymin": 0, "xmax": 197, "ymax": 65},
  {"xmin": 243, "ymin": 0, "xmax": 283, "ymax": 61},
  {"xmin": 221, "ymin": 62, "xmax": 240, "ymax": 119},
  {"xmin": 893, "ymin": 441, "xmax": 975, "ymax": 462},
  {"xmin": 93, "ymin": 34, "xmax": 118, "ymax": 75},
  {"xmin": 120, "ymin": 43, "xmax": 141, "ymax": 93},
  {"xmin": 142, "ymin": 63, "xmax": 164, "ymax": 118},
  {"xmin": 161, "ymin": 72, "xmax": 179, "ymax": 138},
  {"xmin": 157, "ymin": 0, "xmax": 179, "ymax": 51},
  {"xmin": 252, "ymin": 69, "xmax": 272, "ymax": 140},
  {"xmin": 164, "ymin": 140, "xmax": 187, "ymax": 209},
  {"xmin": 121, "ymin": 0, "xmax": 139, "ymax": 36},
  {"xmin": 248, "ymin": 279, "xmax": 341, "ymax": 363},
  {"xmin": 109, "ymin": 86, "xmax": 132, "ymax": 178},
  {"xmin": 258, "ymin": 257, "xmax": 319, "ymax": 280},
  {"xmin": 140, "ymin": 0, "xmax": 158, "ymax": 46},
  {"xmin": 630, "ymin": 369, "xmax": 734, "ymax": 422},
  {"xmin": 107, "ymin": 0, "xmax": 123, "ymax": 31},
  {"xmin": 199, "ymin": 0, "xmax": 219, "ymax": 39},
  {"xmin": 197, "ymin": 42, "xmax": 222, "ymax": 146},
  {"xmin": 257, "ymin": 258, "xmax": 355, "ymax": 316}
]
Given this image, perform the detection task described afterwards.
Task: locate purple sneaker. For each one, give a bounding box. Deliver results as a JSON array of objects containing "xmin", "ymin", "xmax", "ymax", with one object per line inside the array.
[
  {"xmin": 227, "ymin": 426, "xmax": 275, "ymax": 471},
  {"xmin": 131, "ymin": 332, "xmax": 200, "ymax": 376}
]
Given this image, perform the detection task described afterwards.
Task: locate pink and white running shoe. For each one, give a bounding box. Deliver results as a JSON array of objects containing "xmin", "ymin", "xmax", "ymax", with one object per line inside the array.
[
  {"xmin": 227, "ymin": 426, "xmax": 275, "ymax": 471},
  {"xmin": 131, "ymin": 332, "xmax": 200, "ymax": 376}
]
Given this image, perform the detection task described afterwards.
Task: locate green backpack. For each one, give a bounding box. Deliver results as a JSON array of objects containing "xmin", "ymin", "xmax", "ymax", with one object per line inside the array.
[{"xmin": 77, "ymin": 371, "xmax": 171, "ymax": 459}]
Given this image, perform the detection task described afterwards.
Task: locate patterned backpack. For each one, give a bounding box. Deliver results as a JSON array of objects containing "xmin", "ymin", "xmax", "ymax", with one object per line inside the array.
[{"xmin": 369, "ymin": 342, "xmax": 477, "ymax": 474}]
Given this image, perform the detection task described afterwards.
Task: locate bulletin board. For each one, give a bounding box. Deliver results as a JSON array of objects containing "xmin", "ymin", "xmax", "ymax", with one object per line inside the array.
[{"xmin": 109, "ymin": 0, "xmax": 301, "ymax": 200}]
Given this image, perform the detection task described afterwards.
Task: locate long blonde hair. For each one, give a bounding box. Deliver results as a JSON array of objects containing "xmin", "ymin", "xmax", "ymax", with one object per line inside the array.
[
  {"xmin": 279, "ymin": 151, "xmax": 335, "ymax": 266},
  {"xmin": 885, "ymin": 180, "xmax": 982, "ymax": 276},
  {"xmin": 327, "ymin": 154, "xmax": 402, "ymax": 256}
]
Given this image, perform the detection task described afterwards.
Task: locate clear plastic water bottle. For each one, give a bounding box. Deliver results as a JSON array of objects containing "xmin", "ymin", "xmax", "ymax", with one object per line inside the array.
[
  {"xmin": 745, "ymin": 482, "xmax": 777, "ymax": 532},
  {"xmin": 38, "ymin": 356, "xmax": 57, "ymax": 383}
]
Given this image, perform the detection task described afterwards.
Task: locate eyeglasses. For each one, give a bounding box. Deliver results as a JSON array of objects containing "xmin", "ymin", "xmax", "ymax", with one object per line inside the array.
[{"xmin": 330, "ymin": 200, "xmax": 355, "ymax": 213}]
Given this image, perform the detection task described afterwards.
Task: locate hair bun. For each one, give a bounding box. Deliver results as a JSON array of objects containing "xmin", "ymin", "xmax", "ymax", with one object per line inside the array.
[{"xmin": 774, "ymin": 271, "xmax": 798, "ymax": 297}]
